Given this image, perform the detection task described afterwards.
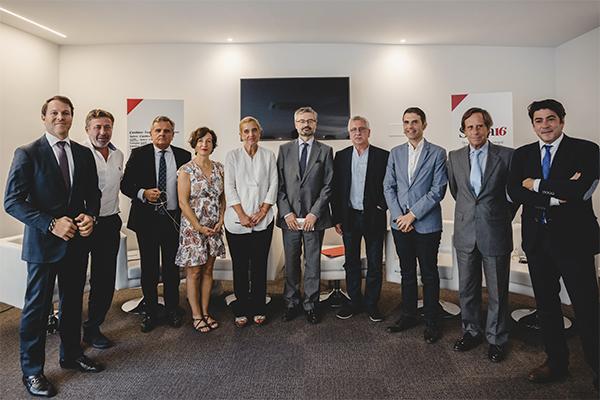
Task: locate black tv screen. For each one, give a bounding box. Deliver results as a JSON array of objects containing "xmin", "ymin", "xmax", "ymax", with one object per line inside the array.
[{"xmin": 240, "ymin": 77, "xmax": 350, "ymax": 140}]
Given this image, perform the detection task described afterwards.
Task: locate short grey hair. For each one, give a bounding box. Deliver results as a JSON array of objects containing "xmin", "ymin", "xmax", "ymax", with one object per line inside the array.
[
  {"xmin": 294, "ymin": 106, "xmax": 318, "ymax": 121},
  {"xmin": 347, "ymin": 115, "xmax": 370, "ymax": 130}
]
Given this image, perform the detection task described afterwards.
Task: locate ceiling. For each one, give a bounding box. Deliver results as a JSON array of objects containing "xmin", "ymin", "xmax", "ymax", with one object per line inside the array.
[{"xmin": 0, "ymin": 0, "xmax": 598, "ymax": 47}]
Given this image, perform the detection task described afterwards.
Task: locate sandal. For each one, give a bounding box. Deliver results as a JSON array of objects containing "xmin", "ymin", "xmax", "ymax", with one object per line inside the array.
[
  {"xmin": 234, "ymin": 316, "xmax": 248, "ymax": 328},
  {"xmin": 204, "ymin": 314, "xmax": 219, "ymax": 330},
  {"xmin": 193, "ymin": 317, "xmax": 211, "ymax": 333},
  {"xmin": 253, "ymin": 315, "xmax": 267, "ymax": 325}
]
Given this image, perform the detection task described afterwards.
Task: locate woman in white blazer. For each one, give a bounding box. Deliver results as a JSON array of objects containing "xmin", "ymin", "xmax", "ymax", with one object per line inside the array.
[{"xmin": 224, "ymin": 116, "xmax": 278, "ymax": 327}]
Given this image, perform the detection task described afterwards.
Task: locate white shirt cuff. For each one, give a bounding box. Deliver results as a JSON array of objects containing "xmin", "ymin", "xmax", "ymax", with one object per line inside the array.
[
  {"xmin": 137, "ymin": 189, "xmax": 146, "ymax": 202},
  {"xmin": 533, "ymin": 179, "xmax": 541, "ymax": 192}
]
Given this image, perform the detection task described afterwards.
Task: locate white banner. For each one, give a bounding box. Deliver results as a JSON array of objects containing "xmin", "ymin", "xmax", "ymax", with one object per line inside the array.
[
  {"xmin": 450, "ymin": 92, "xmax": 513, "ymax": 150},
  {"xmin": 126, "ymin": 99, "xmax": 185, "ymax": 154}
]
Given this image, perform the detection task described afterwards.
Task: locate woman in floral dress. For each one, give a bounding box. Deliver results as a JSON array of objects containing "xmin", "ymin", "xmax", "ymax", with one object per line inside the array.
[{"xmin": 175, "ymin": 127, "xmax": 225, "ymax": 333}]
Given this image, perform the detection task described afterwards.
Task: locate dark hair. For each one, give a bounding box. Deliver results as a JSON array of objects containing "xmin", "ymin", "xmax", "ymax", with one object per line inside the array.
[
  {"xmin": 403, "ymin": 107, "xmax": 426, "ymax": 124},
  {"xmin": 41, "ymin": 95, "xmax": 74, "ymax": 116},
  {"xmin": 527, "ymin": 99, "xmax": 566, "ymax": 123},
  {"xmin": 460, "ymin": 107, "xmax": 493, "ymax": 133},
  {"xmin": 189, "ymin": 127, "xmax": 217, "ymax": 152},
  {"xmin": 85, "ymin": 109, "xmax": 114, "ymax": 128}
]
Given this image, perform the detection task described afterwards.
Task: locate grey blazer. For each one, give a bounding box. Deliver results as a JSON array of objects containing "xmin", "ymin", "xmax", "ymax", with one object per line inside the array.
[
  {"xmin": 447, "ymin": 142, "xmax": 515, "ymax": 256},
  {"xmin": 383, "ymin": 139, "xmax": 448, "ymax": 233},
  {"xmin": 276, "ymin": 139, "xmax": 334, "ymax": 230}
]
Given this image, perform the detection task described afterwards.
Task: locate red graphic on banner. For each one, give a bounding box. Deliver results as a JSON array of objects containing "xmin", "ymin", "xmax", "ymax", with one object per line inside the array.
[
  {"xmin": 127, "ymin": 99, "xmax": 144, "ymax": 114},
  {"xmin": 451, "ymin": 94, "xmax": 468, "ymax": 111}
]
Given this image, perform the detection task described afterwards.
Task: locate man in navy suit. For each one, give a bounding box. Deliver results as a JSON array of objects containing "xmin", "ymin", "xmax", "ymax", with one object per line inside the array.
[
  {"xmin": 121, "ymin": 116, "xmax": 191, "ymax": 333},
  {"xmin": 4, "ymin": 96, "xmax": 103, "ymax": 397},
  {"xmin": 508, "ymin": 99, "xmax": 599, "ymax": 389},
  {"xmin": 383, "ymin": 107, "xmax": 448, "ymax": 344},
  {"xmin": 331, "ymin": 116, "xmax": 389, "ymax": 322}
]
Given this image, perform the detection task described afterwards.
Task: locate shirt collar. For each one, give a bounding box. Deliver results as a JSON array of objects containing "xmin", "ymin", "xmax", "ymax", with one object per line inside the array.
[
  {"xmin": 45, "ymin": 132, "xmax": 71, "ymax": 147},
  {"xmin": 298, "ymin": 137, "xmax": 314, "ymax": 147},
  {"xmin": 153, "ymin": 144, "xmax": 172, "ymax": 154},
  {"xmin": 408, "ymin": 138, "xmax": 424, "ymax": 152},
  {"xmin": 538, "ymin": 133, "xmax": 564, "ymax": 151},
  {"xmin": 353, "ymin": 145, "xmax": 369, "ymax": 158},
  {"xmin": 469, "ymin": 140, "xmax": 489, "ymax": 155}
]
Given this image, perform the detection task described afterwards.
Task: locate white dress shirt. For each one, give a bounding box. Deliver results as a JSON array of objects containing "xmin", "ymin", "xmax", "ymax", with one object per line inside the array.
[
  {"xmin": 350, "ymin": 146, "xmax": 369, "ymax": 210},
  {"xmin": 45, "ymin": 132, "xmax": 74, "ymax": 186},
  {"xmin": 224, "ymin": 146, "xmax": 278, "ymax": 234},
  {"xmin": 533, "ymin": 133, "xmax": 564, "ymax": 206},
  {"xmin": 136, "ymin": 145, "xmax": 178, "ymax": 210},
  {"xmin": 407, "ymin": 138, "xmax": 424, "ymax": 186},
  {"xmin": 83, "ymin": 138, "xmax": 124, "ymax": 216}
]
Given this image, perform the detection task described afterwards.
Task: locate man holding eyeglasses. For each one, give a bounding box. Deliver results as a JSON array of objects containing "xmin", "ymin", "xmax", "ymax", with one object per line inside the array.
[
  {"xmin": 121, "ymin": 116, "xmax": 191, "ymax": 332},
  {"xmin": 276, "ymin": 106, "xmax": 334, "ymax": 324},
  {"xmin": 331, "ymin": 116, "xmax": 389, "ymax": 322}
]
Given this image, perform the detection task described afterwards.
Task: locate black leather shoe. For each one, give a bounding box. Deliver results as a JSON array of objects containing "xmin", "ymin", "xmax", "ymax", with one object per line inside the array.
[
  {"xmin": 386, "ymin": 316, "xmax": 419, "ymax": 333},
  {"xmin": 166, "ymin": 310, "xmax": 182, "ymax": 328},
  {"xmin": 282, "ymin": 307, "xmax": 301, "ymax": 322},
  {"xmin": 424, "ymin": 324, "xmax": 441, "ymax": 344},
  {"xmin": 83, "ymin": 330, "xmax": 114, "ymax": 349},
  {"xmin": 488, "ymin": 344, "xmax": 506, "ymax": 363},
  {"xmin": 22, "ymin": 374, "xmax": 56, "ymax": 397},
  {"xmin": 527, "ymin": 361, "xmax": 568, "ymax": 383},
  {"xmin": 140, "ymin": 313, "xmax": 156, "ymax": 333},
  {"xmin": 368, "ymin": 308, "xmax": 384, "ymax": 322},
  {"xmin": 336, "ymin": 305, "xmax": 355, "ymax": 320},
  {"xmin": 305, "ymin": 309, "xmax": 320, "ymax": 324},
  {"xmin": 453, "ymin": 332, "xmax": 483, "ymax": 352},
  {"xmin": 60, "ymin": 355, "xmax": 104, "ymax": 373}
]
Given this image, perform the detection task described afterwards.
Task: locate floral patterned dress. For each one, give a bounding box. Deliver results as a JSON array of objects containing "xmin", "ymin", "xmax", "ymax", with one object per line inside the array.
[{"xmin": 175, "ymin": 160, "xmax": 226, "ymax": 267}]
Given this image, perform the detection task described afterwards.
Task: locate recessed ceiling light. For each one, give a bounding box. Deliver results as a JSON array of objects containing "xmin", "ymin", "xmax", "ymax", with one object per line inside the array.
[
  {"xmin": 400, "ymin": 39, "xmax": 407, "ymax": 44},
  {"xmin": 227, "ymin": 38, "xmax": 233, "ymax": 42},
  {"xmin": 0, "ymin": 6, "xmax": 67, "ymax": 38}
]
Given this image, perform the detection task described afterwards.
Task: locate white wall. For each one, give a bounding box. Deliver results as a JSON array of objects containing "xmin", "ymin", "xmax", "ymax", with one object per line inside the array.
[
  {"xmin": 0, "ymin": 23, "xmax": 59, "ymax": 237},
  {"xmin": 58, "ymin": 43, "xmax": 555, "ymax": 222},
  {"xmin": 555, "ymin": 28, "xmax": 600, "ymax": 212}
]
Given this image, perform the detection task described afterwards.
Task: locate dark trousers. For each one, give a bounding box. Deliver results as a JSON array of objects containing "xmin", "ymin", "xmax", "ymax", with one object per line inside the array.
[
  {"xmin": 136, "ymin": 212, "xmax": 180, "ymax": 314},
  {"xmin": 83, "ymin": 214, "xmax": 121, "ymax": 334},
  {"xmin": 341, "ymin": 210, "xmax": 384, "ymax": 311},
  {"xmin": 225, "ymin": 222, "xmax": 274, "ymax": 317},
  {"xmin": 391, "ymin": 229, "xmax": 442, "ymax": 324},
  {"xmin": 526, "ymin": 226, "xmax": 599, "ymax": 374},
  {"xmin": 20, "ymin": 244, "xmax": 89, "ymax": 376}
]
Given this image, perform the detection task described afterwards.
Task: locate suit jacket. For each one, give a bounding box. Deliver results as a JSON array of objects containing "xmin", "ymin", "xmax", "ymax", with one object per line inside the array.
[
  {"xmin": 447, "ymin": 143, "xmax": 515, "ymax": 256},
  {"xmin": 4, "ymin": 135, "xmax": 101, "ymax": 263},
  {"xmin": 507, "ymin": 135, "xmax": 599, "ymax": 254},
  {"xmin": 120, "ymin": 143, "xmax": 191, "ymax": 232},
  {"xmin": 383, "ymin": 139, "xmax": 448, "ymax": 233},
  {"xmin": 331, "ymin": 145, "xmax": 389, "ymax": 233},
  {"xmin": 276, "ymin": 139, "xmax": 334, "ymax": 230}
]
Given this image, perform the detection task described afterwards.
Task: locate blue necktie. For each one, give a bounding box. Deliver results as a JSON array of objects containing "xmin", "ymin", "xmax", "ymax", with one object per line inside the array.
[
  {"xmin": 299, "ymin": 142, "xmax": 308, "ymax": 179},
  {"xmin": 158, "ymin": 150, "xmax": 167, "ymax": 214},
  {"xmin": 470, "ymin": 149, "xmax": 482, "ymax": 196},
  {"xmin": 541, "ymin": 144, "xmax": 552, "ymax": 223}
]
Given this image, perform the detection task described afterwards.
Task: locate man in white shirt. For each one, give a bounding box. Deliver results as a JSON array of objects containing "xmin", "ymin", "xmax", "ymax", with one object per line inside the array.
[{"xmin": 81, "ymin": 109, "xmax": 124, "ymax": 349}]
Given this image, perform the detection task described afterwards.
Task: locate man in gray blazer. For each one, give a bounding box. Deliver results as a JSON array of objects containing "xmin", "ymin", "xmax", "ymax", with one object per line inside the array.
[
  {"xmin": 384, "ymin": 107, "xmax": 448, "ymax": 343},
  {"xmin": 447, "ymin": 107, "xmax": 515, "ymax": 363},
  {"xmin": 277, "ymin": 106, "xmax": 334, "ymax": 324}
]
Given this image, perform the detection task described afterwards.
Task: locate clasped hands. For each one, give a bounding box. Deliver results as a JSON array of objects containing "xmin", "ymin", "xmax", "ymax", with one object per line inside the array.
[
  {"xmin": 285, "ymin": 213, "xmax": 317, "ymax": 231},
  {"xmin": 522, "ymin": 171, "xmax": 581, "ymax": 203},
  {"xmin": 195, "ymin": 220, "xmax": 223, "ymax": 236},
  {"xmin": 51, "ymin": 213, "xmax": 94, "ymax": 241},
  {"xmin": 395, "ymin": 212, "xmax": 416, "ymax": 233},
  {"xmin": 238, "ymin": 209, "xmax": 268, "ymax": 228}
]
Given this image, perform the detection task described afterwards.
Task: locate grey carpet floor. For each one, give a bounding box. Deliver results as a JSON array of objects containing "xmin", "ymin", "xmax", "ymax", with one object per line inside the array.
[{"xmin": 0, "ymin": 280, "xmax": 597, "ymax": 399}]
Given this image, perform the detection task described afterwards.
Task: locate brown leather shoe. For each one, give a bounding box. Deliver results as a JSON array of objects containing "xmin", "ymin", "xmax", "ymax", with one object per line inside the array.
[{"xmin": 527, "ymin": 361, "xmax": 568, "ymax": 383}]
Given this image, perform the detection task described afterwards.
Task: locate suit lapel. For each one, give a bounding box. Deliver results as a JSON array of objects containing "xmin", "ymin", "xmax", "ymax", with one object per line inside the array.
[
  {"xmin": 289, "ymin": 140, "xmax": 301, "ymax": 181},
  {"xmin": 397, "ymin": 143, "xmax": 410, "ymax": 187},
  {"xmin": 549, "ymin": 135, "xmax": 569, "ymax": 178},
  {"xmin": 409, "ymin": 140, "xmax": 429, "ymax": 189},
  {"xmin": 479, "ymin": 143, "xmax": 500, "ymax": 196},
  {"xmin": 40, "ymin": 136, "xmax": 71, "ymax": 197},
  {"xmin": 457, "ymin": 146, "xmax": 477, "ymax": 200}
]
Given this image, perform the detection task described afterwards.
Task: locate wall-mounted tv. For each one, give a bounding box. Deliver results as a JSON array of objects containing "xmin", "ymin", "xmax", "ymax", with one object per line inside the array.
[{"xmin": 240, "ymin": 77, "xmax": 350, "ymax": 140}]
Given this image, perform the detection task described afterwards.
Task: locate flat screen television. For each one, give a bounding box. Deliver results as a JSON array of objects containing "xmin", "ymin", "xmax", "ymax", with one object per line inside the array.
[{"xmin": 240, "ymin": 77, "xmax": 350, "ymax": 140}]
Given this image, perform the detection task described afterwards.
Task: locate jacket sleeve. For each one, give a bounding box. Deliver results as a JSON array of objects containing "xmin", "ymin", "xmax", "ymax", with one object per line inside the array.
[
  {"xmin": 121, "ymin": 147, "xmax": 143, "ymax": 200},
  {"xmin": 309, "ymin": 147, "xmax": 334, "ymax": 218},
  {"xmin": 507, "ymin": 148, "xmax": 551, "ymax": 209},
  {"xmin": 83, "ymin": 147, "xmax": 101, "ymax": 217},
  {"xmin": 383, "ymin": 150, "xmax": 404, "ymax": 221},
  {"xmin": 447, "ymin": 151, "xmax": 458, "ymax": 200},
  {"xmin": 276, "ymin": 146, "xmax": 293, "ymax": 217}
]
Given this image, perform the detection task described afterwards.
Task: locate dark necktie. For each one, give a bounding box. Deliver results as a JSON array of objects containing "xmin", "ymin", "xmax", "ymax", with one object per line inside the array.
[
  {"xmin": 541, "ymin": 144, "xmax": 552, "ymax": 223},
  {"xmin": 299, "ymin": 142, "xmax": 308, "ymax": 179},
  {"xmin": 158, "ymin": 150, "xmax": 167, "ymax": 214},
  {"xmin": 56, "ymin": 141, "xmax": 70, "ymax": 192}
]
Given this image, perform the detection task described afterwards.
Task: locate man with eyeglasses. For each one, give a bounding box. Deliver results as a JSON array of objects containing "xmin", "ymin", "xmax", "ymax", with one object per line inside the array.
[
  {"xmin": 277, "ymin": 106, "xmax": 334, "ymax": 324},
  {"xmin": 121, "ymin": 116, "xmax": 191, "ymax": 333},
  {"xmin": 331, "ymin": 116, "xmax": 389, "ymax": 322},
  {"xmin": 5, "ymin": 95, "xmax": 102, "ymax": 397},
  {"xmin": 81, "ymin": 109, "xmax": 123, "ymax": 349}
]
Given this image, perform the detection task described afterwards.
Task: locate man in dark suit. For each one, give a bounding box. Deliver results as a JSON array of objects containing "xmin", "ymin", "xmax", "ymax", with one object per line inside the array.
[
  {"xmin": 447, "ymin": 107, "xmax": 515, "ymax": 363},
  {"xmin": 4, "ymin": 95, "xmax": 103, "ymax": 397},
  {"xmin": 277, "ymin": 106, "xmax": 334, "ymax": 324},
  {"xmin": 331, "ymin": 115, "xmax": 389, "ymax": 322},
  {"xmin": 121, "ymin": 116, "xmax": 191, "ymax": 332},
  {"xmin": 508, "ymin": 99, "xmax": 599, "ymax": 389}
]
